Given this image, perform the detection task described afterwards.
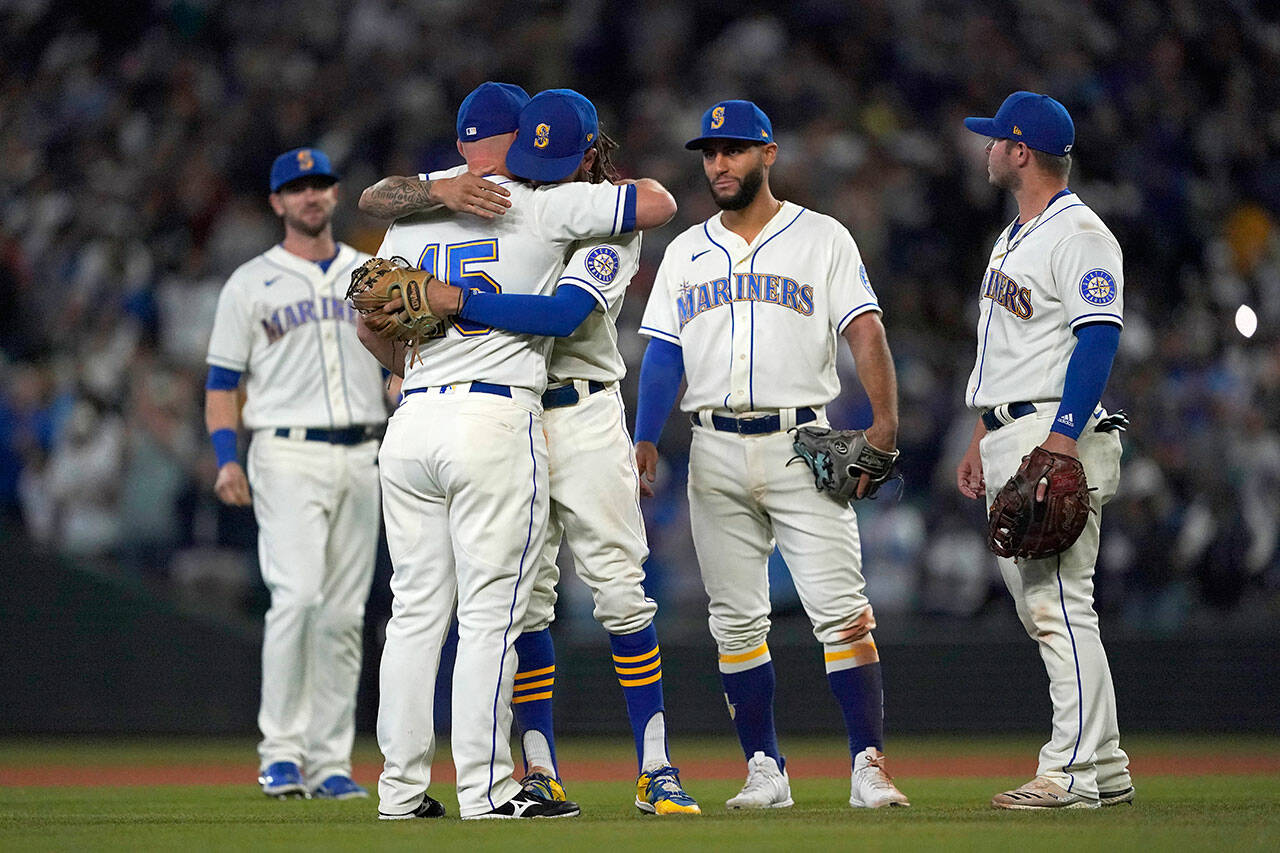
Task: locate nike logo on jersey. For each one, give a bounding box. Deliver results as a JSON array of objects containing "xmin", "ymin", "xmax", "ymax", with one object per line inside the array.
[
  {"xmin": 691, "ymin": 249, "xmax": 711, "ymax": 262},
  {"xmin": 982, "ymin": 269, "xmax": 1034, "ymax": 319},
  {"xmin": 677, "ymin": 273, "xmax": 815, "ymax": 329},
  {"xmin": 264, "ymin": 276, "xmax": 280, "ymax": 287}
]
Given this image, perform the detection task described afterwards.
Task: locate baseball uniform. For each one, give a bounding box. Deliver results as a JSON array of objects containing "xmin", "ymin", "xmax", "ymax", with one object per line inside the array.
[
  {"xmin": 373, "ymin": 175, "xmax": 638, "ymax": 819},
  {"xmin": 962, "ymin": 90, "xmax": 1132, "ymax": 809},
  {"xmin": 966, "ymin": 189, "xmax": 1131, "ymax": 801},
  {"xmin": 206, "ymin": 241, "xmax": 384, "ymax": 789}
]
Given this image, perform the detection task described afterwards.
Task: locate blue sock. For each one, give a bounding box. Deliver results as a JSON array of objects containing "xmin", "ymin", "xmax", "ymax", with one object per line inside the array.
[
  {"xmin": 610, "ymin": 625, "xmax": 666, "ymax": 771},
  {"xmin": 513, "ymin": 628, "xmax": 558, "ymax": 776},
  {"xmin": 720, "ymin": 655, "xmax": 782, "ymax": 769},
  {"xmin": 827, "ymin": 662, "xmax": 884, "ymax": 767}
]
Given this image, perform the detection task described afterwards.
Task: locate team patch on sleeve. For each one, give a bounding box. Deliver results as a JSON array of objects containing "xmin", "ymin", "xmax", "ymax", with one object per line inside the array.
[
  {"xmin": 585, "ymin": 245, "xmax": 621, "ymax": 284},
  {"xmin": 859, "ymin": 263, "xmax": 875, "ymax": 296},
  {"xmin": 1079, "ymin": 269, "xmax": 1117, "ymax": 305}
]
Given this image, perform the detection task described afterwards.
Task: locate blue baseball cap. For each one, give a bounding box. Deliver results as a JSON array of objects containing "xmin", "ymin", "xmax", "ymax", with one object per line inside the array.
[
  {"xmin": 270, "ymin": 147, "xmax": 338, "ymax": 192},
  {"xmin": 456, "ymin": 81, "xmax": 531, "ymax": 141},
  {"xmin": 506, "ymin": 89, "xmax": 599, "ymax": 182},
  {"xmin": 964, "ymin": 91, "xmax": 1075, "ymax": 156},
  {"xmin": 685, "ymin": 100, "xmax": 774, "ymax": 150}
]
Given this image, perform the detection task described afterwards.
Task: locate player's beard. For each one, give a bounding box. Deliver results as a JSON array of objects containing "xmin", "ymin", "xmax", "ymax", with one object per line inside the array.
[
  {"xmin": 709, "ymin": 164, "xmax": 764, "ymax": 211},
  {"xmin": 285, "ymin": 207, "xmax": 332, "ymax": 237}
]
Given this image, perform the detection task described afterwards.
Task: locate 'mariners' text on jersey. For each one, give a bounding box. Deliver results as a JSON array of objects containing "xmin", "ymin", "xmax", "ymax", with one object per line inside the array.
[
  {"xmin": 678, "ymin": 273, "xmax": 815, "ymax": 328},
  {"xmin": 260, "ymin": 296, "xmax": 359, "ymax": 344}
]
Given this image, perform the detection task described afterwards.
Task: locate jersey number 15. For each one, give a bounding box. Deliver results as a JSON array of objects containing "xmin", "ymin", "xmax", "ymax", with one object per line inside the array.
[{"xmin": 417, "ymin": 239, "xmax": 501, "ymax": 336}]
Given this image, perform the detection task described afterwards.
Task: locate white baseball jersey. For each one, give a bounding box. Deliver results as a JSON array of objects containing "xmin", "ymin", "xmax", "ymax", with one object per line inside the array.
[
  {"xmin": 378, "ymin": 174, "xmax": 636, "ymax": 393},
  {"xmin": 965, "ymin": 191, "xmax": 1124, "ymax": 409},
  {"xmin": 206, "ymin": 243, "xmax": 385, "ymax": 429},
  {"xmin": 639, "ymin": 201, "xmax": 879, "ymax": 412},
  {"xmin": 548, "ymin": 232, "xmax": 640, "ymax": 383}
]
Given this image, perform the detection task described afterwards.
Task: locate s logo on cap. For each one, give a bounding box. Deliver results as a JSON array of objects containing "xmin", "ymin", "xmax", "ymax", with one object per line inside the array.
[
  {"xmin": 534, "ymin": 123, "xmax": 551, "ymax": 150},
  {"xmin": 297, "ymin": 149, "xmax": 314, "ymax": 170},
  {"xmin": 711, "ymin": 106, "xmax": 725, "ymax": 129}
]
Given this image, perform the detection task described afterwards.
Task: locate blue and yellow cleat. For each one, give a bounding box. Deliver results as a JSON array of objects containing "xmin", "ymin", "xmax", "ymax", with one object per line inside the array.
[
  {"xmin": 520, "ymin": 772, "xmax": 568, "ymax": 803},
  {"xmin": 636, "ymin": 766, "xmax": 701, "ymax": 815}
]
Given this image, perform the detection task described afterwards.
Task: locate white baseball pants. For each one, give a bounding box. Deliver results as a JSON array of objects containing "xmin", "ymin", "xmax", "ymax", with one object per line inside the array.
[
  {"xmin": 980, "ymin": 407, "xmax": 1131, "ymax": 797},
  {"xmin": 248, "ymin": 432, "xmax": 380, "ymax": 784}
]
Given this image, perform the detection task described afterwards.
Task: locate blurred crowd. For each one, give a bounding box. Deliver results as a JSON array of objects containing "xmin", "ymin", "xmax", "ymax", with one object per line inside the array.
[{"xmin": 2, "ymin": 0, "xmax": 1278, "ymax": 634}]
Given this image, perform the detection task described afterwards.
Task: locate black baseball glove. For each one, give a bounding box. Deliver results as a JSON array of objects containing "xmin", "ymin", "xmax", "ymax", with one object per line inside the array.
[{"xmin": 790, "ymin": 426, "xmax": 900, "ymax": 504}]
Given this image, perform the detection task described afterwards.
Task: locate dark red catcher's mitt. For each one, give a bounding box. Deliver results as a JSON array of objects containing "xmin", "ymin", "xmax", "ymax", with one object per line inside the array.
[{"xmin": 987, "ymin": 447, "xmax": 1092, "ymax": 560}]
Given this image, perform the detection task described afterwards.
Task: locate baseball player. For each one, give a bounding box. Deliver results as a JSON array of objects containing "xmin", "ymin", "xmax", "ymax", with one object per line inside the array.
[
  {"xmin": 956, "ymin": 92, "xmax": 1133, "ymax": 810},
  {"xmin": 362, "ymin": 91, "xmax": 699, "ymax": 815},
  {"xmin": 204, "ymin": 148, "xmax": 384, "ymax": 800},
  {"xmin": 634, "ymin": 100, "xmax": 910, "ymax": 810},
  {"xmin": 356, "ymin": 85, "xmax": 678, "ymax": 821}
]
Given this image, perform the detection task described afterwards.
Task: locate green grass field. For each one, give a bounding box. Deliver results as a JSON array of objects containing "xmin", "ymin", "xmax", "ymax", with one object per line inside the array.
[{"xmin": 2, "ymin": 736, "xmax": 1277, "ymax": 851}]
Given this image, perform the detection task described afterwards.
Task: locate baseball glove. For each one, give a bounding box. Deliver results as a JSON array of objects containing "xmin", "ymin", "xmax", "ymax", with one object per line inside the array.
[
  {"xmin": 790, "ymin": 426, "xmax": 900, "ymax": 504},
  {"xmin": 987, "ymin": 446, "xmax": 1092, "ymax": 560},
  {"xmin": 346, "ymin": 256, "xmax": 445, "ymax": 356}
]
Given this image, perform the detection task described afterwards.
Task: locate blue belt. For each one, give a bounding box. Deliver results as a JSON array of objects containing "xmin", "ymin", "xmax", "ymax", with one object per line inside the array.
[
  {"xmin": 692, "ymin": 407, "xmax": 817, "ymax": 435},
  {"xmin": 542, "ymin": 380, "xmax": 607, "ymax": 410},
  {"xmin": 274, "ymin": 425, "xmax": 382, "ymax": 445},
  {"xmin": 403, "ymin": 382, "xmax": 512, "ymax": 398},
  {"xmin": 981, "ymin": 402, "xmax": 1037, "ymax": 432}
]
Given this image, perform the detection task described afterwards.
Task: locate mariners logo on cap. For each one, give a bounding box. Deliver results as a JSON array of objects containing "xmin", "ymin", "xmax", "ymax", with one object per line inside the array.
[
  {"xmin": 297, "ymin": 149, "xmax": 314, "ymax": 170},
  {"xmin": 711, "ymin": 106, "xmax": 725, "ymax": 129},
  {"xmin": 534, "ymin": 122, "xmax": 551, "ymax": 150},
  {"xmin": 1080, "ymin": 269, "xmax": 1117, "ymax": 305},
  {"xmin": 1012, "ymin": 126, "xmax": 1023, "ymax": 136},
  {"xmin": 585, "ymin": 245, "xmax": 620, "ymax": 284}
]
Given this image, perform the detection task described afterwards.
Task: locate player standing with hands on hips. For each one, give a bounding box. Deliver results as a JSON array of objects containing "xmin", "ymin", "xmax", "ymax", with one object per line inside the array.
[
  {"xmin": 204, "ymin": 149, "xmax": 385, "ymax": 800},
  {"xmin": 634, "ymin": 100, "xmax": 910, "ymax": 811},
  {"xmin": 956, "ymin": 92, "xmax": 1134, "ymax": 810}
]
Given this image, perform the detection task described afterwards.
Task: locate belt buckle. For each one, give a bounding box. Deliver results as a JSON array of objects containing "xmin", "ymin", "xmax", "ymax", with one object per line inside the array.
[{"xmin": 736, "ymin": 413, "xmax": 773, "ymax": 433}]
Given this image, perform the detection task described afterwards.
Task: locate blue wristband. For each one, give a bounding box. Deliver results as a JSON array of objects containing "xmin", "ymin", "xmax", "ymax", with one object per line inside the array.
[{"xmin": 210, "ymin": 428, "xmax": 238, "ymax": 467}]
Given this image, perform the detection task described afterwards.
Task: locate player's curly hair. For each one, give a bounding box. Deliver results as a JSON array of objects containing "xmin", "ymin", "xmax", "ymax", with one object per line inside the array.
[{"xmin": 588, "ymin": 125, "xmax": 620, "ymax": 184}]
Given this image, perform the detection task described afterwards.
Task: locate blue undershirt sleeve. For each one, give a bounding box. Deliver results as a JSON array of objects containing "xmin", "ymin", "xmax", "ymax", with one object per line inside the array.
[
  {"xmin": 205, "ymin": 365, "xmax": 242, "ymax": 390},
  {"xmin": 458, "ymin": 284, "xmax": 597, "ymax": 337},
  {"xmin": 1051, "ymin": 322, "xmax": 1121, "ymax": 440},
  {"xmin": 634, "ymin": 338, "xmax": 684, "ymax": 444},
  {"xmin": 621, "ymin": 184, "xmax": 637, "ymax": 233}
]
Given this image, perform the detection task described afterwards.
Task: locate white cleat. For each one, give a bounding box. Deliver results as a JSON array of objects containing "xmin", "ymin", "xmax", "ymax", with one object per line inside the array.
[
  {"xmin": 849, "ymin": 747, "xmax": 910, "ymax": 808},
  {"xmin": 726, "ymin": 751, "xmax": 794, "ymax": 810},
  {"xmin": 991, "ymin": 776, "xmax": 1100, "ymax": 810}
]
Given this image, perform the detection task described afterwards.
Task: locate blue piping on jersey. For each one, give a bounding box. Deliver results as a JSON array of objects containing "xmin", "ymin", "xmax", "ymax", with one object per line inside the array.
[
  {"xmin": 639, "ymin": 324, "xmax": 680, "ymax": 345},
  {"xmin": 1070, "ymin": 312, "xmax": 1123, "ymax": 327},
  {"xmin": 489, "ymin": 411, "xmax": 540, "ymax": 809},
  {"xmin": 838, "ymin": 302, "xmax": 879, "ymax": 332},
  {"xmin": 747, "ymin": 208, "xmax": 806, "ymax": 410},
  {"xmin": 621, "ymin": 185, "xmax": 637, "ymax": 234},
  {"xmin": 559, "ymin": 274, "xmax": 607, "ymax": 309},
  {"xmin": 703, "ymin": 220, "xmax": 734, "ymax": 408},
  {"xmin": 333, "ymin": 253, "xmax": 359, "ymax": 425},
  {"xmin": 970, "ymin": 196, "xmax": 1088, "ymax": 406},
  {"xmin": 263, "ymin": 255, "xmax": 337, "ymax": 427},
  {"xmin": 1057, "ymin": 559, "xmax": 1085, "ymax": 793}
]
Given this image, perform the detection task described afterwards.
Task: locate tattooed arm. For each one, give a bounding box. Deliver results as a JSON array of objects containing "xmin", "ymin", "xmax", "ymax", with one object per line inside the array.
[{"xmin": 359, "ymin": 173, "xmax": 513, "ymax": 220}]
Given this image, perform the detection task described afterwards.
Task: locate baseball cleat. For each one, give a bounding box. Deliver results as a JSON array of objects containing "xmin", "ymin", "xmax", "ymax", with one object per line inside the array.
[
  {"xmin": 635, "ymin": 765, "xmax": 701, "ymax": 815},
  {"xmin": 991, "ymin": 776, "xmax": 1101, "ymax": 809},
  {"xmin": 378, "ymin": 795, "xmax": 447, "ymax": 820},
  {"xmin": 520, "ymin": 771, "xmax": 568, "ymax": 803},
  {"xmin": 849, "ymin": 747, "xmax": 910, "ymax": 808},
  {"xmin": 726, "ymin": 751, "xmax": 793, "ymax": 810},
  {"xmin": 259, "ymin": 761, "xmax": 307, "ymax": 798},
  {"xmin": 1099, "ymin": 785, "xmax": 1135, "ymax": 806},
  {"xmin": 463, "ymin": 791, "xmax": 581, "ymax": 820},
  {"xmin": 311, "ymin": 774, "xmax": 369, "ymax": 800}
]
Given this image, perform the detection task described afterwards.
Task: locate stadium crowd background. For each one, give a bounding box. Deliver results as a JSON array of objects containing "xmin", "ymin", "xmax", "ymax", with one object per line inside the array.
[{"xmin": 2, "ymin": 0, "xmax": 1277, "ymax": 640}]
